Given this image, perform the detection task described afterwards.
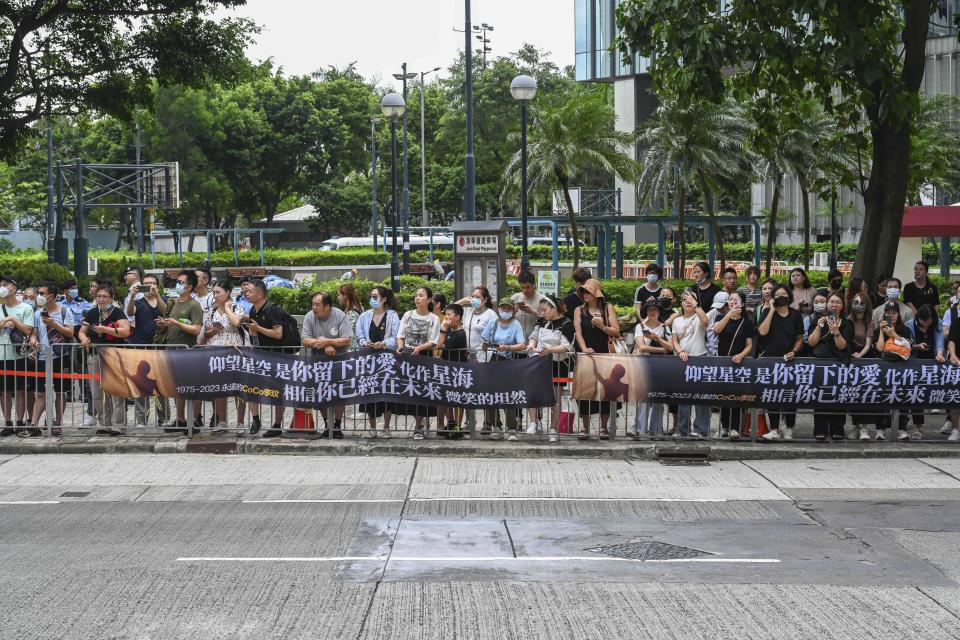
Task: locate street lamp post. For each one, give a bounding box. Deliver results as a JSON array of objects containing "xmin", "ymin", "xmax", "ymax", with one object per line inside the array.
[
  {"xmin": 381, "ymin": 93, "xmax": 406, "ymax": 293},
  {"xmin": 420, "ymin": 67, "xmax": 440, "ymax": 228},
  {"xmin": 393, "ymin": 64, "xmax": 417, "ymax": 274},
  {"xmin": 370, "ymin": 117, "xmax": 380, "ymax": 252},
  {"xmin": 464, "ymin": 0, "xmax": 475, "ymax": 221},
  {"xmin": 511, "ymin": 74, "xmax": 537, "ymax": 272}
]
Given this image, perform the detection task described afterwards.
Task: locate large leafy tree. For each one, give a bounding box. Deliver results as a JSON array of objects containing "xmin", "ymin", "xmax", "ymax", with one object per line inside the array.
[
  {"xmin": 0, "ymin": 0, "xmax": 256, "ymax": 159},
  {"xmin": 502, "ymin": 86, "xmax": 639, "ymax": 268},
  {"xmin": 617, "ymin": 0, "xmax": 940, "ymax": 284}
]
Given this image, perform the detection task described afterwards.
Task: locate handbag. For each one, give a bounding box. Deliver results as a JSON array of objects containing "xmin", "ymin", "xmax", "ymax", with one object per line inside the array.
[
  {"xmin": 2, "ymin": 304, "xmax": 30, "ymax": 356},
  {"xmin": 558, "ymin": 395, "xmax": 577, "ymax": 433},
  {"xmin": 882, "ymin": 336, "xmax": 911, "ymax": 361}
]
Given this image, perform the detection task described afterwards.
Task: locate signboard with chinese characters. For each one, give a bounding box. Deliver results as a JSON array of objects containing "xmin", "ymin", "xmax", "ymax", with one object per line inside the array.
[
  {"xmin": 457, "ymin": 234, "xmax": 499, "ymax": 254},
  {"xmin": 538, "ymin": 270, "xmax": 560, "ymax": 297}
]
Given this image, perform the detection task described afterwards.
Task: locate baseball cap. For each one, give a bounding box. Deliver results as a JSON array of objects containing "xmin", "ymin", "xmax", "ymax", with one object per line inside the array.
[{"xmin": 711, "ymin": 291, "xmax": 730, "ymax": 309}]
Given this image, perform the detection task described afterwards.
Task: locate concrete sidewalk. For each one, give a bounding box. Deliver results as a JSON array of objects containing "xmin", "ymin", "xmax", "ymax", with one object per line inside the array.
[{"xmin": 2, "ymin": 432, "xmax": 959, "ymax": 460}]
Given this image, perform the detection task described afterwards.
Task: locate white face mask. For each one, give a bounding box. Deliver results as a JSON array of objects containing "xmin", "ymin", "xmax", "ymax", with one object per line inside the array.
[
  {"xmin": 647, "ymin": 274, "xmax": 659, "ymax": 284},
  {"xmin": 36, "ymin": 295, "xmax": 47, "ymax": 307},
  {"xmin": 813, "ymin": 302, "xmax": 827, "ymax": 313}
]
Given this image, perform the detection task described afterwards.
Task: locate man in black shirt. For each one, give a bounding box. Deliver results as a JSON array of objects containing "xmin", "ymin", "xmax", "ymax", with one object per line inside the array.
[
  {"xmin": 563, "ymin": 267, "xmax": 591, "ymax": 321},
  {"xmin": 903, "ymin": 260, "xmax": 939, "ymax": 314},
  {"xmin": 633, "ymin": 263, "xmax": 663, "ymax": 316},
  {"xmin": 242, "ymin": 280, "xmax": 284, "ymax": 437},
  {"xmin": 438, "ymin": 304, "xmax": 467, "ymax": 437},
  {"xmin": 692, "ymin": 261, "xmax": 721, "ymax": 312}
]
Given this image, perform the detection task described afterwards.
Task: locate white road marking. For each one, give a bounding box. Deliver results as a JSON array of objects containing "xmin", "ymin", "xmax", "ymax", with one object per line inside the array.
[
  {"xmin": 176, "ymin": 556, "xmax": 779, "ymax": 564},
  {"xmin": 0, "ymin": 501, "xmax": 60, "ymax": 505},
  {"xmin": 241, "ymin": 499, "xmax": 404, "ymax": 504}
]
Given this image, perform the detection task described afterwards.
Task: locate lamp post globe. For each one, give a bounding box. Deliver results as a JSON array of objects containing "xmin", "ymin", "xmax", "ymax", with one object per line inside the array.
[
  {"xmin": 510, "ymin": 75, "xmax": 537, "ymax": 102},
  {"xmin": 380, "ymin": 92, "xmax": 406, "ymax": 119},
  {"xmin": 511, "ymin": 75, "xmax": 537, "ymax": 272}
]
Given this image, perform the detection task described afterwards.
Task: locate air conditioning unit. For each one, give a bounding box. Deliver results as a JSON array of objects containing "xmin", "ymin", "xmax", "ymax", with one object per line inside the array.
[{"xmin": 87, "ymin": 257, "xmax": 98, "ymax": 274}]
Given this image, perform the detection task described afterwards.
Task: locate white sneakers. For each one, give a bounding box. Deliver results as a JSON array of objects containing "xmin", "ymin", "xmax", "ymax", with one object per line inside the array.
[
  {"xmin": 728, "ymin": 429, "xmax": 740, "ymax": 440},
  {"xmin": 940, "ymin": 420, "xmax": 954, "ymax": 435},
  {"xmin": 876, "ymin": 429, "xmax": 888, "ymax": 441},
  {"xmin": 897, "ymin": 429, "xmax": 910, "ymax": 442},
  {"xmin": 82, "ymin": 415, "xmax": 95, "ymax": 427},
  {"xmin": 548, "ymin": 428, "xmax": 559, "ymax": 443},
  {"xmin": 858, "ymin": 428, "xmax": 871, "ymax": 441},
  {"xmin": 507, "ymin": 430, "xmax": 519, "ymax": 442},
  {"xmin": 949, "ymin": 428, "xmax": 960, "ymax": 442},
  {"xmin": 783, "ymin": 428, "xmax": 794, "ymax": 441},
  {"xmin": 762, "ymin": 430, "xmax": 781, "ymax": 441},
  {"xmin": 525, "ymin": 421, "xmax": 542, "ymax": 435}
]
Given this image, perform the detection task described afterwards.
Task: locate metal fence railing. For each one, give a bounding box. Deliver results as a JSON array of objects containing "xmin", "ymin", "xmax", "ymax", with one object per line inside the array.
[{"xmin": 0, "ymin": 343, "xmax": 957, "ymax": 444}]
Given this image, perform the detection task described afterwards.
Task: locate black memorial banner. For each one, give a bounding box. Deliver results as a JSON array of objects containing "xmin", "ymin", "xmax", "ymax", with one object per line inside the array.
[
  {"xmin": 572, "ymin": 354, "xmax": 960, "ymax": 410},
  {"xmin": 99, "ymin": 347, "xmax": 555, "ymax": 410}
]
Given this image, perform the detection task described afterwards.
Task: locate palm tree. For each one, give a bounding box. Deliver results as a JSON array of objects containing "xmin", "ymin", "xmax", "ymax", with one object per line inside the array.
[
  {"xmin": 502, "ymin": 86, "xmax": 639, "ymax": 268},
  {"xmin": 781, "ymin": 100, "xmax": 845, "ymax": 272},
  {"xmin": 636, "ymin": 98, "xmax": 752, "ymax": 270}
]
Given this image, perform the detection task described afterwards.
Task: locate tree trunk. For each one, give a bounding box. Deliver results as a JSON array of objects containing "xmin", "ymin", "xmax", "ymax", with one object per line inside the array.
[
  {"xmin": 678, "ymin": 183, "xmax": 688, "ymax": 273},
  {"xmin": 800, "ymin": 181, "xmax": 811, "ymax": 273},
  {"xmin": 765, "ymin": 175, "xmax": 781, "ymax": 278},
  {"xmin": 557, "ymin": 170, "xmax": 580, "ymax": 269},
  {"xmin": 854, "ymin": 120, "xmax": 911, "ymax": 286},
  {"xmin": 698, "ymin": 168, "xmax": 725, "ymax": 269}
]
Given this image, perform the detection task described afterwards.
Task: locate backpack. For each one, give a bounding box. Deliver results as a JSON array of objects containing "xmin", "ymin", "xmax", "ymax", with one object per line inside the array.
[{"xmin": 270, "ymin": 303, "xmax": 301, "ymax": 348}]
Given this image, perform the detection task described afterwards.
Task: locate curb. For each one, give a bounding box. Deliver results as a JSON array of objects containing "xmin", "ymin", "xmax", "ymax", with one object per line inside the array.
[{"xmin": 1, "ymin": 435, "xmax": 960, "ymax": 460}]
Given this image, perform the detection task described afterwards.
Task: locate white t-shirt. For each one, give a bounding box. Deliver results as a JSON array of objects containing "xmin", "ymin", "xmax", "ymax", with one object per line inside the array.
[
  {"xmin": 511, "ymin": 291, "xmax": 546, "ymax": 339},
  {"xmin": 633, "ymin": 320, "xmax": 670, "ymax": 354},
  {"xmin": 671, "ymin": 313, "xmax": 707, "ymax": 356},
  {"xmin": 397, "ymin": 310, "xmax": 441, "ymax": 350},
  {"xmin": 463, "ymin": 306, "xmax": 497, "ymax": 357}
]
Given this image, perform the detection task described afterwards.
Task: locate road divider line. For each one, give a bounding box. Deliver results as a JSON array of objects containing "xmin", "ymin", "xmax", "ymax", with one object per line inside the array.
[
  {"xmin": 241, "ymin": 499, "xmax": 405, "ymax": 504},
  {"xmin": 176, "ymin": 556, "xmax": 779, "ymax": 564},
  {"xmin": 406, "ymin": 497, "xmax": 729, "ymax": 503},
  {"xmin": 0, "ymin": 500, "xmax": 60, "ymax": 505}
]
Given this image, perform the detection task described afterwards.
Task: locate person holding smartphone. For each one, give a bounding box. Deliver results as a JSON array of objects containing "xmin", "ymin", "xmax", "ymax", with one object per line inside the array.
[
  {"xmin": 713, "ymin": 291, "xmax": 755, "ymax": 439},
  {"xmin": 631, "ymin": 298, "xmax": 673, "ymax": 437},
  {"xmin": 807, "ymin": 293, "xmax": 854, "ymax": 441},
  {"xmin": 756, "ymin": 284, "xmax": 804, "ymax": 441}
]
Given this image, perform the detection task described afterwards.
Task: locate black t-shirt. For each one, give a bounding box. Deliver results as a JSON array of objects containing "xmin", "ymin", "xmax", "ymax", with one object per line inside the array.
[
  {"xmin": 811, "ymin": 317, "xmax": 854, "ymax": 360},
  {"xmin": 757, "ymin": 307, "xmax": 804, "ymax": 357},
  {"xmin": 695, "ymin": 282, "xmax": 721, "ymax": 312},
  {"xmin": 441, "ymin": 327, "xmax": 468, "ymax": 362},
  {"xmin": 948, "ymin": 318, "xmax": 960, "ymax": 350},
  {"xmin": 903, "ymin": 280, "xmax": 939, "ymax": 310},
  {"xmin": 83, "ymin": 306, "xmax": 127, "ymax": 345},
  {"xmin": 911, "ymin": 322, "xmax": 937, "ymax": 360},
  {"xmin": 634, "ymin": 284, "xmax": 662, "ymax": 306},
  {"xmin": 250, "ymin": 302, "xmax": 286, "ymax": 348},
  {"xmin": 717, "ymin": 314, "xmax": 756, "ymax": 357},
  {"xmin": 563, "ymin": 288, "xmax": 583, "ymax": 321},
  {"xmin": 130, "ymin": 298, "xmax": 162, "ymax": 345}
]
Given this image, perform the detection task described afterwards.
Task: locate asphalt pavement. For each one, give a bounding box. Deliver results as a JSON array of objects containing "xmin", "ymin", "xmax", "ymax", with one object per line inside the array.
[{"xmin": 1, "ymin": 454, "xmax": 959, "ymax": 639}]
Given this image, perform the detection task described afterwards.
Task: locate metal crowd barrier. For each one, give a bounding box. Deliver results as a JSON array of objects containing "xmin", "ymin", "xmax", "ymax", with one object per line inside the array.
[{"xmin": 0, "ymin": 343, "xmax": 957, "ymax": 444}]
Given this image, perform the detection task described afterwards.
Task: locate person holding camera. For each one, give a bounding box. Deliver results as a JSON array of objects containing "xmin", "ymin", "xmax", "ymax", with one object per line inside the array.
[{"xmin": 807, "ymin": 293, "xmax": 853, "ymax": 441}]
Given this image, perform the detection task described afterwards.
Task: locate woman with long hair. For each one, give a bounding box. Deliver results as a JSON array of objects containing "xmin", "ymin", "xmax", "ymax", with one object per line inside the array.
[
  {"xmin": 573, "ymin": 279, "xmax": 620, "ymax": 440},
  {"xmin": 198, "ymin": 280, "xmax": 248, "ymax": 435},
  {"xmin": 337, "ymin": 283, "xmax": 364, "ymax": 352},
  {"xmin": 807, "ymin": 292, "xmax": 853, "ymax": 442},
  {"xmin": 874, "ymin": 302, "xmax": 913, "ymax": 440},
  {"xmin": 788, "ymin": 267, "xmax": 816, "ymax": 312},
  {"xmin": 671, "ymin": 289, "xmax": 710, "ymax": 438},
  {"xmin": 525, "ymin": 295, "xmax": 575, "ymax": 442},
  {"xmin": 356, "ymin": 286, "xmax": 400, "ymax": 438},
  {"xmin": 455, "ymin": 285, "xmax": 497, "ymax": 363},
  {"xmin": 712, "ymin": 291, "xmax": 755, "ymax": 440},
  {"xmin": 631, "ymin": 297, "xmax": 673, "ymax": 437}
]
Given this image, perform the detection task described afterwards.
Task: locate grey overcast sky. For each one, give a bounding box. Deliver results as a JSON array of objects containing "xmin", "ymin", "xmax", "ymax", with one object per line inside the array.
[{"xmin": 220, "ymin": 0, "xmax": 574, "ymax": 88}]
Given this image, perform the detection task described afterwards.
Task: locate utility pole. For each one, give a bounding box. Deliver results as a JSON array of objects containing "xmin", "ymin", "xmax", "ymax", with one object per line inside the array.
[
  {"xmin": 45, "ymin": 111, "xmax": 54, "ymax": 263},
  {"xmin": 419, "ymin": 67, "xmax": 441, "ymax": 228},
  {"xmin": 135, "ymin": 122, "xmax": 144, "ymax": 255},
  {"xmin": 371, "ymin": 118, "xmax": 379, "ymax": 251},
  {"xmin": 464, "ymin": 0, "xmax": 476, "ymax": 221}
]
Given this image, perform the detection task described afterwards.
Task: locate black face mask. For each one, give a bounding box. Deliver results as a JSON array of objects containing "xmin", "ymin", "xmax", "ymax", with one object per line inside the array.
[
  {"xmin": 774, "ymin": 297, "xmax": 789, "ymax": 307},
  {"xmin": 831, "ymin": 278, "xmax": 842, "ymax": 289},
  {"xmin": 660, "ymin": 298, "xmax": 674, "ymax": 309}
]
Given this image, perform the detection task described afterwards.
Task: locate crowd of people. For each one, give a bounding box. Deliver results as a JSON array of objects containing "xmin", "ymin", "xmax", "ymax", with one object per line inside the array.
[{"xmin": 0, "ymin": 259, "xmax": 958, "ymax": 444}]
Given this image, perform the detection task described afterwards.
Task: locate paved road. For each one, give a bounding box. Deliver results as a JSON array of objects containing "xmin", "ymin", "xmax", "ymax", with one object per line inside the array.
[{"xmin": 1, "ymin": 454, "xmax": 960, "ymax": 639}]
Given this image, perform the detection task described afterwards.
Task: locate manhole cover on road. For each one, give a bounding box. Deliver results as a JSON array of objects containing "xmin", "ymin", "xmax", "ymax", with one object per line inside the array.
[{"xmin": 584, "ymin": 541, "xmax": 713, "ymax": 561}]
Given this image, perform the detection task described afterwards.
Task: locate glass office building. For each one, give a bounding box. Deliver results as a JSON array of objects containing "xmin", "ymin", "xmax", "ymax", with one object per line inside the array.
[{"xmin": 575, "ymin": 0, "xmax": 650, "ymax": 82}]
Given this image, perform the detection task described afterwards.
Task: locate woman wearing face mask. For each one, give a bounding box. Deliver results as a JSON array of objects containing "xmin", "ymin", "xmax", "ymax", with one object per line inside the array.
[
  {"xmin": 525, "ymin": 295, "xmax": 575, "ymax": 442},
  {"xmin": 905, "ymin": 304, "xmax": 945, "ymax": 441},
  {"xmin": 26, "ymin": 282, "xmax": 74, "ymax": 436},
  {"xmin": 788, "ymin": 267, "xmax": 816, "ymax": 312},
  {"xmin": 713, "ymin": 291, "xmax": 755, "ymax": 440},
  {"xmin": 846, "ymin": 293, "xmax": 875, "ymax": 440},
  {"xmin": 573, "ymin": 279, "xmax": 621, "ymax": 440},
  {"xmin": 658, "ymin": 287, "xmax": 678, "ymax": 323},
  {"xmin": 756, "ymin": 284, "xmax": 804, "ymax": 441},
  {"xmin": 807, "ymin": 293, "xmax": 854, "ymax": 442},
  {"xmin": 634, "ymin": 263, "xmax": 663, "ymax": 318},
  {"xmin": 455, "ymin": 286, "xmax": 497, "ymax": 363},
  {"xmin": 337, "ymin": 283, "xmax": 364, "ymax": 352},
  {"xmin": 197, "ymin": 281, "xmax": 247, "ymax": 434},
  {"xmin": 671, "ymin": 289, "xmax": 711, "ymax": 438},
  {"xmin": 826, "ymin": 269, "xmax": 845, "ymax": 300},
  {"xmin": 801, "ymin": 292, "xmax": 829, "ymax": 356},
  {"xmin": 691, "ymin": 261, "xmax": 721, "ymax": 311},
  {"xmin": 356, "ymin": 286, "xmax": 400, "ymax": 438},
  {"xmin": 481, "ymin": 299, "xmax": 527, "ymax": 441}
]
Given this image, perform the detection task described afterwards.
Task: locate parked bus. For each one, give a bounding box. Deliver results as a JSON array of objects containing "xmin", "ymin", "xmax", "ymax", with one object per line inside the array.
[{"xmin": 319, "ymin": 235, "xmax": 454, "ymax": 252}]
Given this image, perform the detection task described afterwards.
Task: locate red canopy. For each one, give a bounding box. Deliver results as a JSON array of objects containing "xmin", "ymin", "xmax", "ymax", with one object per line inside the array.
[{"xmin": 901, "ymin": 205, "xmax": 960, "ymax": 237}]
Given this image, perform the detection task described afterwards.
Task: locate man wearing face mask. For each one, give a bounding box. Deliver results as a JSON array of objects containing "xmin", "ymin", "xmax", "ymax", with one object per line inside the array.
[
  {"xmin": 634, "ymin": 263, "xmax": 663, "ymax": 318},
  {"xmin": 691, "ymin": 261, "xmax": 721, "ymax": 312},
  {"xmin": 0, "ymin": 276, "xmax": 35, "ymax": 435},
  {"xmin": 156, "ymin": 270, "xmax": 204, "ymax": 435},
  {"xmin": 872, "ymin": 277, "xmax": 914, "ymax": 325}
]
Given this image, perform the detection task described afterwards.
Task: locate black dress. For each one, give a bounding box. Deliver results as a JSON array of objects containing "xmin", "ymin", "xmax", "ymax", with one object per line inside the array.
[
  {"xmin": 361, "ymin": 313, "xmax": 388, "ymax": 418},
  {"xmin": 577, "ymin": 306, "xmax": 614, "ymax": 417}
]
